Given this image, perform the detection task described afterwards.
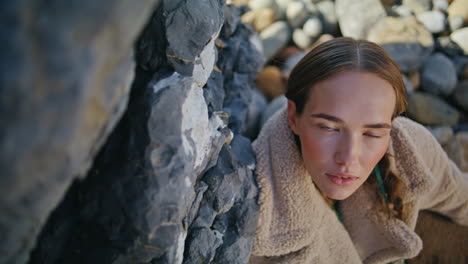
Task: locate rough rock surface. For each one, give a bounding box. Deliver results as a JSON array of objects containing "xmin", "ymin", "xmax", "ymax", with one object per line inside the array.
[
  {"xmin": 0, "ymin": 1, "xmax": 160, "ymax": 263},
  {"xmin": 26, "ymin": 2, "xmax": 263, "ymax": 264}
]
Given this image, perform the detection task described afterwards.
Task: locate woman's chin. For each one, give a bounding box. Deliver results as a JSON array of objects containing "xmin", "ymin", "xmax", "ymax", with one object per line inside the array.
[{"xmin": 319, "ymin": 186, "xmax": 355, "ymax": 201}]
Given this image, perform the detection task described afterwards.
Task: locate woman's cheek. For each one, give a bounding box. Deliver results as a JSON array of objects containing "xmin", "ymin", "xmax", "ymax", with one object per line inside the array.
[
  {"xmin": 363, "ymin": 139, "xmax": 389, "ymax": 171},
  {"xmin": 300, "ymin": 132, "xmax": 334, "ymax": 166}
]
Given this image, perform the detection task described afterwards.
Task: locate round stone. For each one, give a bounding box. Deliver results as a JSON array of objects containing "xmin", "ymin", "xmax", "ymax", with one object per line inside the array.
[
  {"xmin": 260, "ymin": 21, "xmax": 292, "ymax": 59},
  {"xmin": 336, "ymin": 0, "xmax": 385, "ymax": 39},
  {"xmin": 292, "ymin": 28, "xmax": 313, "ymax": 50},
  {"xmin": 406, "ymin": 92, "xmax": 460, "ymax": 126},
  {"xmin": 451, "ymin": 28, "xmax": 468, "ymax": 55},
  {"xmin": 367, "ymin": 16, "xmax": 434, "ymax": 72},
  {"xmin": 453, "ymin": 80, "xmax": 468, "ymax": 111},
  {"xmin": 416, "ymin": 10, "xmax": 446, "ymax": 34},
  {"xmin": 303, "ymin": 17, "xmax": 323, "ymax": 38},
  {"xmin": 286, "ymin": 1, "xmax": 310, "ymax": 28},
  {"xmin": 421, "ymin": 53, "xmax": 458, "ymax": 96}
]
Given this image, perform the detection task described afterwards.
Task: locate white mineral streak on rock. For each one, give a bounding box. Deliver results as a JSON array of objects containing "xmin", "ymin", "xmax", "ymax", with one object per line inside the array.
[
  {"xmin": 193, "ymin": 28, "xmax": 221, "ymax": 88},
  {"xmin": 174, "ymin": 229, "xmax": 188, "ymax": 264},
  {"xmin": 181, "ymin": 82, "xmax": 210, "ymax": 169}
]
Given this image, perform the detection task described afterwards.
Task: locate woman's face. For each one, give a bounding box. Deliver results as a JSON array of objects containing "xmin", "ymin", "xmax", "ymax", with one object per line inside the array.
[{"xmin": 287, "ymin": 71, "xmax": 396, "ymax": 200}]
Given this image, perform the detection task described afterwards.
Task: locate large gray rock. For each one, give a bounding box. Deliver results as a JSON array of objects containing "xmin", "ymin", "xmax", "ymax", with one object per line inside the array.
[
  {"xmin": 406, "ymin": 92, "xmax": 460, "ymax": 126},
  {"xmin": 336, "ymin": 0, "xmax": 386, "ymax": 40},
  {"xmin": 420, "ymin": 53, "xmax": 458, "ymax": 96},
  {"xmin": 7, "ymin": 2, "xmax": 264, "ymax": 264},
  {"xmin": 260, "ymin": 21, "xmax": 292, "ymax": 60},
  {"xmin": 0, "ymin": 1, "xmax": 160, "ymax": 263},
  {"xmin": 367, "ymin": 16, "xmax": 434, "ymax": 72}
]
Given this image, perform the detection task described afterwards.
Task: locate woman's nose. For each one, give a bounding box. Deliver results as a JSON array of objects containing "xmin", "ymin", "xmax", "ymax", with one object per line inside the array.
[{"xmin": 334, "ymin": 134, "xmax": 360, "ymax": 167}]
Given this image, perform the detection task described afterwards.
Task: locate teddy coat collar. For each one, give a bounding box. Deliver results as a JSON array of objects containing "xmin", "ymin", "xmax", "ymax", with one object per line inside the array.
[{"xmin": 251, "ymin": 107, "xmax": 436, "ymax": 264}]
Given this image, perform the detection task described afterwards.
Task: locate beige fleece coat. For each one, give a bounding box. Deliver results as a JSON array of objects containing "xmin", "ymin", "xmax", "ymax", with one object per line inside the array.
[{"xmin": 249, "ymin": 107, "xmax": 468, "ymax": 264}]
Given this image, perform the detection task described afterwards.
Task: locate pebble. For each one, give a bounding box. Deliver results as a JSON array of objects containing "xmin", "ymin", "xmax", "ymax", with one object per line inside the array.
[
  {"xmin": 303, "ymin": 17, "xmax": 323, "ymax": 38},
  {"xmin": 392, "ymin": 5, "xmax": 413, "ymax": 17},
  {"xmin": 421, "ymin": 53, "xmax": 458, "ymax": 96},
  {"xmin": 260, "ymin": 95, "xmax": 287, "ymax": 128},
  {"xmin": 444, "ymin": 132, "xmax": 468, "ymax": 172},
  {"xmin": 286, "ymin": 1, "xmax": 310, "ymax": 28},
  {"xmin": 403, "ymin": 74, "xmax": 414, "ymax": 94},
  {"xmin": 367, "ymin": 16, "xmax": 434, "ymax": 72},
  {"xmin": 242, "ymin": 8, "xmax": 277, "ymax": 32},
  {"xmin": 448, "ymin": 0, "xmax": 468, "ymax": 24},
  {"xmin": 435, "ymin": 36, "xmax": 464, "ymax": 57},
  {"xmin": 416, "ymin": 10, "xmax": 446, "ymax": 34},
  {"xmin": 408, "ymin": 70, "xmax": 421, "ymax": 90},
  {"xmin": 317, "ymin": 0, "xmax": 339, "ymax": 34},
  {"xmin": 433, "ymin": 0, "xmax": 449, "ymax": 11},
  {"xmin": 426, "ymin": 126, "xmax": 454, "ymax": 145},
  {"xmin": 255, "ymin": 66, "xmax": 286, "ymax": 100},
  {"xmin": 293, "ymin": 28, "xmax": 313, "ymax": 50},
  {"xmin": 406, "ymin": 92, "xmax": 460, "ymax": 126},
  {"xmin": 453, "ymin": 80, "xmax": 468, "ymax": 112},
  {"xmin": 451, "ymin": 27, "xmax": 468, "ymax": 55},
  {"xmin": 260, "ymin": 21, "xmax": 292, "ymax": 59},
  {"xmin": 449, "ymin": 16, "xmax": 465, "ymax": 31},
  {"xmin": 336, "ymin": 0, "xmax": 385, "ymax": 39},
  {"xmin": 281, "ymin": 51, "xmax": 307, "ymax": 79},
  {"xmin": 402, "ymin": 0, "xmax": 432, "ymax": 15},
  {"xmin": 249, "ymin": 0, "xmax": 278, "ymax": 10}
]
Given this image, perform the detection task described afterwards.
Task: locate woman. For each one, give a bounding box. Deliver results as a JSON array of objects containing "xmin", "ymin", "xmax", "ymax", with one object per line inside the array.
[{"xmin": 249, "ymin": 37, "xmax": 468, "ymax": 264}]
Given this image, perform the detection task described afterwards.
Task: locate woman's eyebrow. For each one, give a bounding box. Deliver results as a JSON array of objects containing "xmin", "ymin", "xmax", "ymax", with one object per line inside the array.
[
  {"xmin": 310, "ymin": 113, "xmax": 392, "ymax": 129},
  {"xmin": 310, "ymin": 113, "xmax": 343, "ymax": 123}
]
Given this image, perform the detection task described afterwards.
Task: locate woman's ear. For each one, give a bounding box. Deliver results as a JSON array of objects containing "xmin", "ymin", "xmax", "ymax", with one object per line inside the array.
[{"xmin": 287, "ymin": 100, "xmax": 299, "ymax": 135}]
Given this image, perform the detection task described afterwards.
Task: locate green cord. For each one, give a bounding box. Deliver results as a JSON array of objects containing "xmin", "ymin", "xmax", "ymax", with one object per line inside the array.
[
  {"xmin": 374, "ymin": 164, "xmax": 392, "ymax": 218},
  {"xmin": 332, "ymin": 201, "xmax": 343, "ymax": 222}
]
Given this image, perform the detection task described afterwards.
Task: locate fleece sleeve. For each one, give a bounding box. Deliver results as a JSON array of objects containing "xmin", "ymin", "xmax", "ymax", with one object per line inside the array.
[{"xmin": 404, "ymin": 119, "xmax": 468, "ymax": 226}]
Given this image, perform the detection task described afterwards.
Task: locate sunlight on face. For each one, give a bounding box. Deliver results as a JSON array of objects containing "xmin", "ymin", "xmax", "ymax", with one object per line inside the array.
[{"xmin": 287, "ymin": 71, "xmax": 396, "ymax": 200}]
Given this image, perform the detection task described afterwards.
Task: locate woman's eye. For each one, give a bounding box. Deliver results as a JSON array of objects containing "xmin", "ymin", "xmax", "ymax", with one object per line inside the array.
[
  {"xmin": 364, "ymin": 133, "xmax": 381, "ymax": 138},
  {"xmin": 319, "ymin": 125, "xmax": 337, "ymax": 131}
]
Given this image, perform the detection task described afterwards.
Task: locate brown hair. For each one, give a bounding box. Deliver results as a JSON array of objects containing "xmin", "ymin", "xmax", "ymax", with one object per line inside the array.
[
  {"xmin": 286, "ymin": 37, "xmax": 407, "ymax": 119},
  {"xmin": 286, "ymin": 37, "xmax": 408, "ymax": 219}
]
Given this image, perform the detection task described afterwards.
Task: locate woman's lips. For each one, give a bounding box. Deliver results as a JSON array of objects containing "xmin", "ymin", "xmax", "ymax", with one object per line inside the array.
[{"xmin": 325, "ymin": 172, "xmax": 358, "ymax": 186}]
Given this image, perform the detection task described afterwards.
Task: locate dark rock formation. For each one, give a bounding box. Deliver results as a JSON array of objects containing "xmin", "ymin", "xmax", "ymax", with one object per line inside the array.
[
  {"xmin": 0, "ymin": 1, "xmax": 160, "ymax": 263},
  {"xmin": 23, "ymin": 2, "xmax": 263, "ymax": 264}
]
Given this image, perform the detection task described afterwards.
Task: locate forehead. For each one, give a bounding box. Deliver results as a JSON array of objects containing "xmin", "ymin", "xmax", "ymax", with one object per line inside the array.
[{"xmin": 305, "ymin": 71, "xmax": 396, "ymax": 122}]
